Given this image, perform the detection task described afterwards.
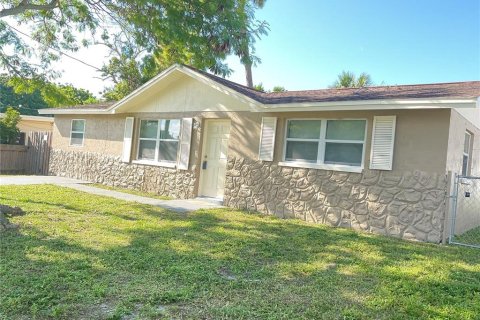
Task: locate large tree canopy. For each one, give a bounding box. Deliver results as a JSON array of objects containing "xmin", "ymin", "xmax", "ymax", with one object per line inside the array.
[
  {"xmin": 0, "ymin": 0, "xmax": 268, "ymax": 102},
  {"xmin": 1, "ymin": 75, "xmax": 97, "ymax": 113}
]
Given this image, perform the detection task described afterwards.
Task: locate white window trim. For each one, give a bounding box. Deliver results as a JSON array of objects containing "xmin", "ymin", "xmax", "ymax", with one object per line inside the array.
[
  {"xmin": 462, "ymin": 131, "xmax": 472, "ymax": 176},
  {"xmin": 136, "ymin": 118, "xmax": 181, "ymax": 168},
  {"xmin": 280, "ymin": 118, "xmax": 367, "ymax": 173},
  {"xmin": 69, "ymin": 119, "xmax": 85, "ymax": 147}
]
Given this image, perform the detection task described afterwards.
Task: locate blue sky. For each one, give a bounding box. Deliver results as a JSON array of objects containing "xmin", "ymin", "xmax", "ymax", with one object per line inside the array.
[
  {"xmin": 226, "ymin": 0, "xmax": 480, "ymax": 90},
  {"xmin": 39, "ymin": 0, "xmax": 480, "ymax": 95}
]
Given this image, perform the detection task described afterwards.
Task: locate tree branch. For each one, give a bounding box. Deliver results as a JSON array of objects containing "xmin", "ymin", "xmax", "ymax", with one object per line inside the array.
[{"xmin": 0, "ymin": 0, "xmax": 59, "ymax": 18}]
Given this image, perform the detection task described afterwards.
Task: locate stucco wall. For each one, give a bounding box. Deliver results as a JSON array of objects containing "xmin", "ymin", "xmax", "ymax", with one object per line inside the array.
[
  {"xmin": 18, "ymin": 119, "xmax": 53, "ymax": 132},
  {"xmin": 446, "ymin": 109, "xmax": 480, "ymax": 176},
  {"xmin": 446, "ymin": 109, "xmax": 480, "ymax": 236},
  {"xmin": 52, "ymin": 109, "xmax": 451, "ymax": 174}
]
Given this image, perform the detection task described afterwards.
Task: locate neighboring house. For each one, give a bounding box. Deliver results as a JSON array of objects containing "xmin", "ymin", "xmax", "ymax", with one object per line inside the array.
[
  {"xmin": 0, "ymin": 113, "xmax": 54, "ymax": 133},
  {"xmin": 39, "ymin": 64, "xmax": 480, "ymax": 243}
]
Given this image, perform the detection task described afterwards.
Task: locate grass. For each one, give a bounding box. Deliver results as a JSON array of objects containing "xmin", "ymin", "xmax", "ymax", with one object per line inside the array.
[
  {"xmin": 454, "ymin": 226, "xmax": 480, "ymax": 246},
  {"xmin": 90, "ymin": 183, "xmax": 172, "ymax": 200},
  {"xmin": 1, "ymin": 185, "xmax": 479, "ymax": 320}
]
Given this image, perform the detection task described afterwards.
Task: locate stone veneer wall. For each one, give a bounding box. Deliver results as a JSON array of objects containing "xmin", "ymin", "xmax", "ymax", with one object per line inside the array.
[
  {"xmin": 223, "ymin": 157, "xmax": 448, "ymax": 243},
  {"xmin": 49, "ymin": 149, "xmax": 197, "ymax": 199}
]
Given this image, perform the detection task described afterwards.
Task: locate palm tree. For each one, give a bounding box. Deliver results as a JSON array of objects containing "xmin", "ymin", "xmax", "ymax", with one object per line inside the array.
[{"xmin": 331, "ymin": 71, "xmax": 373, "ymax": 88}]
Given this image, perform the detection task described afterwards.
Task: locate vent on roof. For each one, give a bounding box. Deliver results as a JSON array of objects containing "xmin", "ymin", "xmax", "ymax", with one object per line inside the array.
[{"xmin": 370, "ymin": 116, "xmax": 396, "ymax": 170}]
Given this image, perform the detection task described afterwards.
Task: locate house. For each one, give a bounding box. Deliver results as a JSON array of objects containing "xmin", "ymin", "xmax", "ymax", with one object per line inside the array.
[
  {"xmin": 0, "ymin": 113, "xmax": 54, "ymax": 133},
  {"xmin": 38, "ymin": 64, "xmax": 480, "ymax": 243}
]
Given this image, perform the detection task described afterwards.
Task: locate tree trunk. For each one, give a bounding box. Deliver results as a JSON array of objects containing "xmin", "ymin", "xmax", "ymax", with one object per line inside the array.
[{"xmin": 245, "ymin": 63, "xmax": 253, "ymax": 88}]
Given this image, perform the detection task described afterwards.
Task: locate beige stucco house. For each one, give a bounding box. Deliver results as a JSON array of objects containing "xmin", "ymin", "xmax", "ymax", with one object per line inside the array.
[{"xmin": 39, "ymin": 64, "xmax": 480, "ymax": 243}]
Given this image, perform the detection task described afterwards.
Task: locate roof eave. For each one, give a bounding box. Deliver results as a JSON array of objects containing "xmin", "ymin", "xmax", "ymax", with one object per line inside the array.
[
  {"xmin": 255, "ymin": 98, "xmax": 479, "ymax": 112},
  {"xmin": 37, "ymin": 108, "xmax": 114, "ymax": 115}
]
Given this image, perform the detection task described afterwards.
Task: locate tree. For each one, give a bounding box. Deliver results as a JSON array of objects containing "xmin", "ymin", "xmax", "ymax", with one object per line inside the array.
[
  {"xmin": 331, "ymin": 71, "xmax": 373, "ymax": 88},
  {"xmin": 1, "ymin": 75, "xmax": 97, "ymax": 112},
  {"xmin": 0, "ymin": 107, "xmax": 20, "ymax": 144},
  {"xmin": 0, "ymin": 76, "xmax": 49, "ymax": 115},
  {"xmin": 0, "ymin": 1, "xmax": 268, "ymax": 99},
  {"xmin": 272, "ymin": 86, "xmax": 286, "ymax": 92},
  {"xmin": 253, "ymin": 83, "xmax": 265, "ymax": 91}
]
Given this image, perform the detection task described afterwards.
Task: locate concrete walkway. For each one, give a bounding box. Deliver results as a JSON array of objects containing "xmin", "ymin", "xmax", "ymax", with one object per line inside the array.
[
  {"xmin": 0, "ymin": 175, "xmax": 89, "ymax": 185},
  {"xmin": 0, "ymin": 175, "xmax": 223, "ymax": 212}
]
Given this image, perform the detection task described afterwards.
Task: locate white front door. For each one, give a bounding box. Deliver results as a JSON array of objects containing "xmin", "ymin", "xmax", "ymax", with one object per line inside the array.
[{"xmin": 199, "ymin": 120, "xmax": 231, "ymax": 198}]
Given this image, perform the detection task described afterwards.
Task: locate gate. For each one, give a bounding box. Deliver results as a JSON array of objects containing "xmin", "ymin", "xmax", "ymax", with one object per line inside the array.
[
  {"xmin": 25, "ymin": 131, "xmax": 52, "ymax": 175},
  {"xmin": 449, "ymin": 174, "xmax": 480, "ymax": 248}
]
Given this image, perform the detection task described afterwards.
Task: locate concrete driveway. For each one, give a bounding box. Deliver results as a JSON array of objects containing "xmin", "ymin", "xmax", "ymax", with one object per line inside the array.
[
  {"xmin": 0, "ymin": 175, "xmax": 223, "ymax": 212},
  {"xmin": 0, "ymin": 175, "xmax": 89, "ymax": 185}
]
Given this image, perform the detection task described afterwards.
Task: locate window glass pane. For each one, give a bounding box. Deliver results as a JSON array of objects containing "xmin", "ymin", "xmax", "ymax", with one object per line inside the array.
[
  {"xmin": 464, "ymin": 133, "xmax": 471, "ymax": 154},
  {"xmin": 158, "ymin": 141, "xmax": 179, "ymax": 162},
  {"xmin": 285, "ymin": 141, "xmax": 319, "ymax": 162},
  {"xmin": 159, "ymin": 119, "xmax": 180, "ymax": 139},
  {"xmin": 462, "ymin": 155, "xmax": 469, "ymax": 176},
  {"xmin": 70, "ymin": 132, "xmax": 83, "ymax": 145},
  {"xmin": 138, "ymin": 140, "xmax": 156, "ymax": 160},
  {"xmin": 72, "ymin": 120, "xmax": 85, "ymax": 132},
  {"xmin": 326, "ymin": 120, "xmax": 366, "ymax": 141},
  {"xmin": 140, "ymin": 120, "xmax": 158, "ymax": 139},
  {"xmin": 324, "ymin": 142, "xmax": 363, "ymax": 166},
  {"xmin": 287, "ymin": 120, "xmax": 321, "ymax": 139}
]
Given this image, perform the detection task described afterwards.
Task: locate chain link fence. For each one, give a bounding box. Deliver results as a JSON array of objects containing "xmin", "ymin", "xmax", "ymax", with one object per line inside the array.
[{"xmin": 449, "ymin": 175, "xmax": 480, "ymax": 248}]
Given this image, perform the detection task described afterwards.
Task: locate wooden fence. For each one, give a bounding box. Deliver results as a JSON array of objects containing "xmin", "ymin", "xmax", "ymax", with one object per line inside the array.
[
  {"xmin": 0, "ymin": 132, "xmax": 52, "ymax": 175},
  {"xmin": 0, "ymin": 144, "xmax": 27, "ymax": 173}
]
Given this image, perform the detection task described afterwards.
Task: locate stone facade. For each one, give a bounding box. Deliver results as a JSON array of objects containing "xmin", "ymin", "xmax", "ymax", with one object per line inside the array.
[
  {"xmin": 49, "ymin": 149, "xmax": 197, "ymax": 199},
  {"xmin": 223, "ymin": 157, "xmax": 448, "ymax": 243},
  {"xmin": 49, "ymin": 150, "xmax": 449, "ymax": 243}
]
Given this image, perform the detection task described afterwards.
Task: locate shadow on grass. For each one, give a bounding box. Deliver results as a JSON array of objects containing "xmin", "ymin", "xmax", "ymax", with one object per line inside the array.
[{"xmin": 1, "ymin": 187, "xmax": 479, "ymax": 319}]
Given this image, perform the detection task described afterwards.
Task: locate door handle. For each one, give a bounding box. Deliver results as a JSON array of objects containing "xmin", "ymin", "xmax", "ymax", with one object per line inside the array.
[{"xmin": 202, "ymin": 161, "xmax": 207, "ymax": 170}]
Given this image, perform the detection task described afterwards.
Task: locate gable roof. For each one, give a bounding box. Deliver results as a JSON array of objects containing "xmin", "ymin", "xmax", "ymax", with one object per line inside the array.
[{"xmin": 38, "ymin": 64, "xmax": 480, "ymax": 114}]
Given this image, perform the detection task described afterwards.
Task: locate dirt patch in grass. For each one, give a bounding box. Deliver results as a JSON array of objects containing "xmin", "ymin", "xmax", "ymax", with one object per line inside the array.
[{"xmin": 91, "ymin": 183, "xmax": 172, "ymax": 200}]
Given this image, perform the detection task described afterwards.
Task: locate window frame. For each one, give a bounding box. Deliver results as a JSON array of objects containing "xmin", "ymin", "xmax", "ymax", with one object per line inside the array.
[
  {"xmin": 280, "ymin": 118, "xmax": 368, "ymax": 173},
  {"xmin": 69, "ymin": 119, "xmax": 86, "ymax": 147},
  {"xmin": 462, "ymin": 131, "xmax": 473, "ymax": 176},
  {"xmin": 134, "ymin": 118, "xmax": 181, "ymax": 167}
]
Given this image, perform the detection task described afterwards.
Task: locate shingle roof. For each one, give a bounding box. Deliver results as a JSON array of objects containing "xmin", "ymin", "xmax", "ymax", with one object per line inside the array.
[
  {"xmin": 185, "ymin": 65, "xmax": 480, "ymax": 104},
  {"xmin": 51, "ymin": 67, "xmax": 480, "ymax": 111}
]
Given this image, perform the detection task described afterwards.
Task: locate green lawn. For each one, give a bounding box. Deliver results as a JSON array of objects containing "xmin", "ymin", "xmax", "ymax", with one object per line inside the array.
[
  {"xmin": 454, "ymin": 226, "xmax": 480, "ymax": 247},
  {"xmin": 1, "ymin": 185, "xmax": 479, "ymax": 320},
  {"xmin": 91, "ymin": 183, "xmax": 172, "ymax": 200}
]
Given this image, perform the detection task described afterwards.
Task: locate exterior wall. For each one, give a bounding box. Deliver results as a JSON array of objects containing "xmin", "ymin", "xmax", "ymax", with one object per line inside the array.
[
  {"xmin": 446, "ymin": 109, "xmax": 480, "ymax": 236},
  {"xmin": 446, "ymin": 109, "xmax": 480, "ymax": 176},
  {"xmin": 50, "ymin": 108, "xmax": 452, "ymax": 242},
  {"xmin": 17, "ymin": 119, "xmax": 53, "ymax": 132}
]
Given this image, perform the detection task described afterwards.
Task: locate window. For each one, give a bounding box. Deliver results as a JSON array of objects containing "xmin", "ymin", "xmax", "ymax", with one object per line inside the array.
[
  {"xmin": 137, "ymin": 119, "xmax": 181, "ymax": 163},
  {"xmin": 462, "ymin": 131, "xmax": 472, "ymax": 176},
  {"xmin": 70, "ymin": 119, "xmax": 85, "ymax": 146},
  {"xmin": 283, "ymin": 119, "xmax": 366, "ymax": 169}
]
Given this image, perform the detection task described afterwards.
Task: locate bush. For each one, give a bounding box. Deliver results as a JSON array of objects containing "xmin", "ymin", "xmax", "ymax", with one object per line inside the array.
[{"xmin": 0, "ymin": 107, "xmax": 20, "ymax": 144}]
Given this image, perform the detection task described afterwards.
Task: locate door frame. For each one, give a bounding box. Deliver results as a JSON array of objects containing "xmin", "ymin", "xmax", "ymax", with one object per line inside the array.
[{"xmin": 198, "ymin": 119, "xmax": 231, "ymax": 199}]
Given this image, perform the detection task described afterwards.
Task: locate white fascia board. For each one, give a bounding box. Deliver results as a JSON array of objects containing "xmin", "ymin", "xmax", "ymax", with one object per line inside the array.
[
  {"xmin": 109, "ymin": 64, "xmax": 262, "ymax": 114},
  {"xmin": 107, "ymin": 64, "xmax": 180, "ymax": 113},
  {"xmin": 255, "ymin": 98, "xmax": 478, "ymax": 112},
  {"xmin": 177, "ymin": 66, "xmax": 263, "ymax": 111},
  {"xmin": 0, "ymin": 113, "xmax": 53, "ymax": 121},
  {"xmin": 37, "ymin": 108, "xmax": 114, "ymax": 115}
]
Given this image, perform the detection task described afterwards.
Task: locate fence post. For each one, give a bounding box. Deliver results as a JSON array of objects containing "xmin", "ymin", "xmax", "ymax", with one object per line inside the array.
[{"xmin": 442, "ymin": 171, "xmax": 456, "ymax": 244}]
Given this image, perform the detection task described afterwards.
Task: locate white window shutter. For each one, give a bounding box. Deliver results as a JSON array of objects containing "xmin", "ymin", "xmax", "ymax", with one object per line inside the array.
[
  {"xmin": 122, "ymin": 117, "xmax": 134, "ymax": 163},
  {"xmin": 370, "ymin": 115, "xmax": 396, "ymax": 170},
  {"xmin": 177, "ymin": 118, "xmax": 193, "ymax": 170},
  {"xmin": 259, "ymin": 117, "xmax": 277, "ymax": 161}
]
